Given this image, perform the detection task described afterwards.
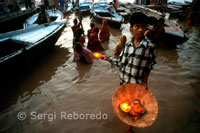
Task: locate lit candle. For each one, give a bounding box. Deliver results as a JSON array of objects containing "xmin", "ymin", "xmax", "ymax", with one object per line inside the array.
[
  {"xmin": 120, "ymin": 102, "xmax": 131, "ymax": 113},
  {"xmin": 93, "ymin": 52, "xmax": 103, "ymax": 58}
]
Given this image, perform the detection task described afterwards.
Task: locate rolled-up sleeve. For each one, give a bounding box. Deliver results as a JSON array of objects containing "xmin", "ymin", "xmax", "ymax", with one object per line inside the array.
[{"xmin": 108, "ymin": 57, "xmax": 121, "ymax": 67}]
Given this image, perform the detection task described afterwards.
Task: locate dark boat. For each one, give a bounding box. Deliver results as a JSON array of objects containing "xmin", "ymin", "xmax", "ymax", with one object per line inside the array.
[
  {"xmin": 90, "ymin": 2, "xmax": 124, "ymax": 28},
  {"xmin": 159, "ymin": 31, "xmax": 189, "ymax": 49},
  {"xmin": 23, "ymin": 9, "xmax": 64, "ymax": 28},
  {"xmin": 79, "ymin": 0, "xmax": 93, "ymax": 15},
  {"xmin": 0, "ymin": 8, "xmax": 35, "ymax": 33},
  {"xmin": 0, "ymin": 19, "xmax": 67, "ymax": 68}
]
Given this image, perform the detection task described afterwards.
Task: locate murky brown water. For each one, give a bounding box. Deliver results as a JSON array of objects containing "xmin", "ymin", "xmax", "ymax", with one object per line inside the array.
[{"xmin": 0, "ymin": 13, "xmax": 200, "ymax": 133}]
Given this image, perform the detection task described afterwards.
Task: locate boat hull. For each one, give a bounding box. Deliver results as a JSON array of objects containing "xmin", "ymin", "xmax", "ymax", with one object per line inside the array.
[
  {"xmin": 0, "ymin": 20, "xmax": 67, "ymax": 71},
  {"xmin": 92, "ymin": 13, "xmax": 123, "ymax": 28}
]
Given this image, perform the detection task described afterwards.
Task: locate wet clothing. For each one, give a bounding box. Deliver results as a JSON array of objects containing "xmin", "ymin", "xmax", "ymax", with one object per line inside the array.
[
  {"xmin": 74, "ymin": 47, "xmax": 94, "ymax": 64},
  {"xmin": 99, "ymin": 19, "xmax": 110, "ymax": 41},
  {"xmin": 71, "ymin": 23, "xmax": 82, "ymax": 37},
  {"xmin": 109, "ymin": 37, "xmax": 157, "ymax": 85},
  {"xmin": 87, "ymin": 26, "xmax": 104, "ymax": 51}
]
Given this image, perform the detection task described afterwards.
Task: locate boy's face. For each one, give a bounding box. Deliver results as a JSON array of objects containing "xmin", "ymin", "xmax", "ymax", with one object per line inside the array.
[{"xmin": 130, "ymin": 24, "xmax": 147, "ymax": 38}]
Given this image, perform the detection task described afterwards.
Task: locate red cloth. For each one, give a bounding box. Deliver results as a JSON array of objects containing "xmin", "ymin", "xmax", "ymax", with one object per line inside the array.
[
  {"xmin": 152, "ymin": 0, "xmax": 157, "ymax": 4},
  {"xmin": 99, "ymin": 19, "xmax": 110, "ymax": 41},
  {"xmin": 87, "ymin": 26, "xmax": 104, "ymax": 51}
]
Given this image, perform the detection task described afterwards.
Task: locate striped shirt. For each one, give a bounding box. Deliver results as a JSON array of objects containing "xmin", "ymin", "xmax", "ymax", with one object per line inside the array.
[{"xmin": 109, "ymin": 37, "xmax": 157, "ymax": 84}]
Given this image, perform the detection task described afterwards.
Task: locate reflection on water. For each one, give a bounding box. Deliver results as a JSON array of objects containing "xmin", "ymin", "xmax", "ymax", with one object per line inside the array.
[{"xmin": 0, "ymin": 13, "xmax": 200, "ymax": 133}]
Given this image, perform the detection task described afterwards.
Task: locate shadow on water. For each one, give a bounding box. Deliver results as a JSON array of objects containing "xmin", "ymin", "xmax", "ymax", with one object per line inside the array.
[
  {"xmin": 0, "ymin": 46, "xmax": 70, "ymax": 111},
  {"xmin": 72, "ymin": 61, "xmax": 92, "ymax": 84}
]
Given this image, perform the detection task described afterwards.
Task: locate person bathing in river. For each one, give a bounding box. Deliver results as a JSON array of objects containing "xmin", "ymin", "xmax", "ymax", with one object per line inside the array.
[
  {"xmin": 74, "ymin": 42, "xmax": 94, "ymax": 64},
  {"xmin": 99, "ymin": 19, "xmax": 110, "ymax": 42},
  {"xmin": 107, "ymin": 2, "xmax": 115, "ymax": 13},
  {"xmin": 73, "ymin": 28, "xmax": 85, "ymax": 47},
  {"xmin": 87, "ymin": 24, "xmax": 104, "ymax": 51},
  {"xmin": 36, "ymin": 5, "xmax": 50, "ymax": 24},
  {"xmin": 145, "ymin": 17, "xmax": 165, "ymax": 44},
  {"xmin": 71, "ymin": 18, "xmax": 84, "ymax": 38},
  {"xmin": 114, "ymin": 35, "xmax": 127, "ymax": 58},
  {"xmin": 87, "ymin": 22, "xmax": 95, "ymax": 38},
  {"xmin": 102, "ymin": 12, "xmax": 157, "ymax": 88}
]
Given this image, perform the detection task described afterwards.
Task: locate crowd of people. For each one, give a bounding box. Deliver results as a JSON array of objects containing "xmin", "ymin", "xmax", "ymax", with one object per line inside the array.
[{"xmin": 72, "ymin": 16, "xmax": 109, "ymax": 64}]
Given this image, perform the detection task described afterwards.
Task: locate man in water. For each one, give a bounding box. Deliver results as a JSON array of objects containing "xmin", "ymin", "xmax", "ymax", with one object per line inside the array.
[
  {"xmin": 36, "ymin": 5, "xmax": 50, "ymax": 24},
  {"xmin": 103, "ymin": 12, "xmax": 157, "ymax": 89},
  {"xmin": 71, "ymin": 18, "xmax": 83, "ymax": 38},
  {"xmin": 107, "ymin": 2, "xmax": 115, "ymax": 13}
]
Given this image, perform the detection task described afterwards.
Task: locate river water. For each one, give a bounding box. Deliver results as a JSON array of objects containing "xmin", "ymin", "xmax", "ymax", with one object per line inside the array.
[{"xmin": 0, "ymin": 13, "xmax": 200, "ymax": 133}]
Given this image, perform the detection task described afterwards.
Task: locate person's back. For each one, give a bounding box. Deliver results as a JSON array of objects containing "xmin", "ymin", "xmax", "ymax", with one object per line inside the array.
[
  {"xmin": 74, "ymin": 28, "xmax": 85, "ymax": 47},
  {"xmin": 107, "ymin": 2, "xmax": 115, "ymax": 13},
  {"xmin": 36, "ymin": 6, "xmax": 50, "ymax": 24},
  {"xmin": 87, "ymin": 22, "xmax": 95, "ymax": 38},
  {"xmin": 87, "ymin": 26, "xmax": 104, "ymax": 51},
  {"xmin": 99, "ymin": 19, "xmax": 110, "ymax": 41},
  {"xmin": 74, "ymin": 42, "xmax": 94, "ymax": 64},
  {"xmin": 71, "ymin": 18, "xmax": 83, "ymax": 38}
]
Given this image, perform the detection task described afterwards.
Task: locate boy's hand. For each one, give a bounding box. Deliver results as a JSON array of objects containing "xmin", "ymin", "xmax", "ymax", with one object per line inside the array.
[
  {"xmin": 100, "ymin": 55, "xmax": 109, "ymax": 61},
  {"xmin": 142, "ymin": 83, "xmax": 148, "ymax": 90}
]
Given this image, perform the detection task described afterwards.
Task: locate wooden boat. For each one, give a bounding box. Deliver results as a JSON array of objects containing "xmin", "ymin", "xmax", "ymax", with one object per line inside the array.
[
  {"xmin": 116, "ymin": 6, "xmax": 131, "ymax": 20},
  {"xmin": 79, "ymin": 0, "xmax": 93, "ymax": 15},
  {"xmin": 0, "ymin": 8, "xmax": 35, "ymax": 33},
  {"xmin": 160, "ymin": 31, "xmax": 189, "ymax": 49},
  {"xmin": 23, "ymin": 9, "xmax": 64, "ymax": 28},
  {"xmin": 91, "ymin": 2, "xmax": 124, "ymax": 28},
  {"xmin": 0, "ymin": 19, "xmax": 67, "ymax": 67},
  {"xmin": 63, "ymin": 2, "xmax": 73, "ymax": 16}
]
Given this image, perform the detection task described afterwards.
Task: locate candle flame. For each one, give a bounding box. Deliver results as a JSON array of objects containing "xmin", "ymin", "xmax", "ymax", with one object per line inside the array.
[
  {"xmin": 120, "ymin": 102, "xmax": 131, "ymax": 113},
  {"xmin": 93, "ymin": 52, "xmax": 103, "ymax": 58}
]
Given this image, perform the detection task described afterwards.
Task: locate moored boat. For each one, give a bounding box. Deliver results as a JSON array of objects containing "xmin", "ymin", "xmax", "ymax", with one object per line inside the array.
[
  {"xmin": 79, "ymin": 0, "xmax": 93, "ymax": 15},
  {"xmin": 90, "ymin": 2, "xmax": 124, "ymax": 28},
  {"xmin": 23, "ymin": 9, "xmax": 64, "ymax": 28},
  {"xmin": 62, "ymin": 2, "xmax": 73, "ymax": 16},
  {"xmin": 0, "ymin": 19, "xmax": 67, "ymax": 68}
]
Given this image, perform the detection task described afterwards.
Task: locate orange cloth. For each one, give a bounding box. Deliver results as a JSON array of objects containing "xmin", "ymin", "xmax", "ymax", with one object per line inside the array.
[
  {"xmin": 114, "ymin": 35, "xmax": 127, "ymax": 57},
  {"xmin": 87, "ymin": 26, "xmax": 104, "ymax": 51},
  {"xmin": 99, "ymin": 19, "xmax": 110, "ymax": 41}
]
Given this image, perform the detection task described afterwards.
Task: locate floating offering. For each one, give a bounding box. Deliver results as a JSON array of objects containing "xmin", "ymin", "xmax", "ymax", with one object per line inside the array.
[
  {"xmin": 120, "ymin": 99, "xmax": 146, "ymax": 120},
  {"xmin": 120, "ymin": 102, "xmax": 131, "ymax": 113},
  {"xmin": 93, "ymin": 52, "xmax": 103, "ymax": 58},
  {"xmin": 112, "ymin": 83, "xmax": 158, "ymax": 128}
]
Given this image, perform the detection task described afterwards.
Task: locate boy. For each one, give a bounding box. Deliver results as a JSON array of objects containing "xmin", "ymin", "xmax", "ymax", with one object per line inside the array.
[{"xmin": 103, "ymin": 12, "xmax": 157, "ymax": 89}]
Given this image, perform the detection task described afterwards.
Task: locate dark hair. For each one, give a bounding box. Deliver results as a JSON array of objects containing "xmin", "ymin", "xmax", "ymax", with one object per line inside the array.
[
  {"xmin": 90, "ymin": 22, "xmax": 95, "ymax": 28},
  {"xmin": 77, "ymin": 28, "xmax": 83, "ymax": 36},
  {"xmin": 75, "ymin": 42, "xmax": 83, "ymax": 53},
  {"xmin": 75, "ymin": 28, "xmax": 83, "ymax": 43},
  {"xmin": 40, "ymin": 5, "xmax": 45, "ymax": 9},
  {"xmin": 158, "ymin": 18, "xmax": 165, "ymax": 23},
  {"xmin": 129, "ymin": 12, "xmax": 149, "ymax": 27},
  {"xmin": 73, "ymin": 18, "xmax": 78, "ymax": 24}
]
